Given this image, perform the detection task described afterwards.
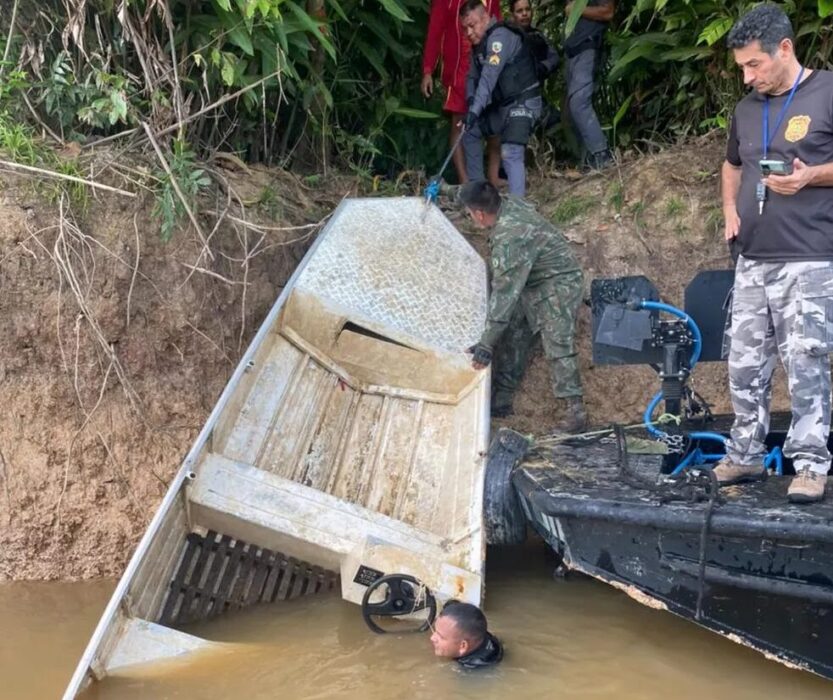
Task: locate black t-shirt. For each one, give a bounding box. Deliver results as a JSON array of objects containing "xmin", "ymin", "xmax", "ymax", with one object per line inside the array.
[{"xmin": 726, "ymin": 69, "xmax": 833, "ymax": 261}]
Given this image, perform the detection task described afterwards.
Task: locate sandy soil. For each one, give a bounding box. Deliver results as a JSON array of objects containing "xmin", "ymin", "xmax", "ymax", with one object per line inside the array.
[{"xmin": 0, "ymin": 137, "xmax": 791, "ymax": 580}]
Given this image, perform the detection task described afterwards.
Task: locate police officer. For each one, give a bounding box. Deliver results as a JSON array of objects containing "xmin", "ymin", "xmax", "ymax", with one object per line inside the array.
[
  {"xmin": 509, "ymin": 0, "xmax": 559, "ymax": 84},
  {"xmin": 564, "ymin": 0, "xmax": 615, "ymax": 170},
  {"xmin": 510, "ymin": 0, "xmax": 561, "ymax": 131},
  {"xmin": 459, "ymin": 0, "xmax": 542, "ymax": 197}
]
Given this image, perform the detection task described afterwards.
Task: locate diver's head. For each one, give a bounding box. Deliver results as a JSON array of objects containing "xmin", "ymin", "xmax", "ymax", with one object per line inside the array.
[{"xmin": 430, "ymin": 601, "xmax": 487, "ymax": 658}]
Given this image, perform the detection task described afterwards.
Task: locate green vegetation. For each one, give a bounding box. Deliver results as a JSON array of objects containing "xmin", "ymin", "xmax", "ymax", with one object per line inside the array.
[
  {"xmin": 552, "ymin": 195, "xmax": 595, "ymax": 224},
  {"xmin": 0, "ymin": 0, "xmax": 830, "ymax": 231},
  {"xmin": 538, "ymin": 0, "xmax": 832, "ymax": 151},
  {"xmin": 606, "ymin": 180, "xmax": 624, "ymax": 213},
  {"xmin": 665, "ymin": 196, "xmax": 684, "ymax": 218},
  {"xmin": 152, "ymin": 139, "xmax": 211, "ymax": 242},
  {"xmin": 0, "ymin": 110, "xmax": 88, "ymax": 209}
]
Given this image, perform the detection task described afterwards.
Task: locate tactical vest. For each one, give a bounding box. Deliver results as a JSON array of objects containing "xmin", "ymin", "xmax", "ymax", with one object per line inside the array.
[{"xmin": 478, "ymin": 22, "xmax": 540, "ymax": 107}]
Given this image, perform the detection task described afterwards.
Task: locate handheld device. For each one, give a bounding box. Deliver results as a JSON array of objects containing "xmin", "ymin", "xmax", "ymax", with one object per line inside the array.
[{"xmin": 759, "ymin": 159, "xmax": 793, "ymax": 176}]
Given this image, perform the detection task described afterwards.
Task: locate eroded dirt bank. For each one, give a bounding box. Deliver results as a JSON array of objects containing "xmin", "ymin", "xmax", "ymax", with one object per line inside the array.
[{"xmin": 0, "ymin": 137, "xmax": 790, "ymax": 580}]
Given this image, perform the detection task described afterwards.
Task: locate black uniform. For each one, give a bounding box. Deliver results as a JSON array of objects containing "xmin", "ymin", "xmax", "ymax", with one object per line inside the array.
[{"xmin": 455, "ymin": 632, "xmax": 504, "ymax": 669}]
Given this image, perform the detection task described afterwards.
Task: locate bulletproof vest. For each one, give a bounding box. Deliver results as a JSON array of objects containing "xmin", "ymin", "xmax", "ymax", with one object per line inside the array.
[{"xmin": 477, "ymin": 22, "xmax": 540, "ymax": 107}]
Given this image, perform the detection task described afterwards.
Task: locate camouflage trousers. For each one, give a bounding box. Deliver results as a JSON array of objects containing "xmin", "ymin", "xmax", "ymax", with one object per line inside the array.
[
  {"xmin": 726, "ymin": 255, "xmax": 833, "ymax": 475},
  {"xmin": 492, "ymin": 271, "xmax": 583, "ymax": 408}
]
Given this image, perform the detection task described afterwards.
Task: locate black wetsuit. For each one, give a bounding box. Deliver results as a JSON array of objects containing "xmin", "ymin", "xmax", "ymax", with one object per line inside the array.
[{"xmin": 455, "ymin": 633, "xmax": 504, "ymax": 669}]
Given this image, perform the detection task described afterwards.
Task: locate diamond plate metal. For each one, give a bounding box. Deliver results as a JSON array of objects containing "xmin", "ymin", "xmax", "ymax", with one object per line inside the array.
[{"xmin": 296, "ymin": 198, "xmax": 487, "ymax": 352}]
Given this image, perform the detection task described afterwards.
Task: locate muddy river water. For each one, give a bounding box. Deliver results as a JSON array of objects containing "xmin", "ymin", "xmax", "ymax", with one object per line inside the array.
[{"xmin": 2, "ymin": 544, "xmax": 830, "ymax": 700}]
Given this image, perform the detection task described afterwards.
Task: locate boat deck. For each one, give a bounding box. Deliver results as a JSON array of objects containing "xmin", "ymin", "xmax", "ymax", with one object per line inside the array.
[
  {"xmin": 508, "ymin": 426, "xmax": 833, "ymax": 680},
  {"xmin": 515, "ymin": 433, "xmax": 833, "ymax": 542}
]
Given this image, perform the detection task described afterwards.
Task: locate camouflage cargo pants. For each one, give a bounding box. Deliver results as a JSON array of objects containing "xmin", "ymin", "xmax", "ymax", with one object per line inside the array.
[
  {"xmin": 726, "ymin": 255, "xmax": 833, "ymax": 475},
  {"xmin": 492, "ymin": 271, "xmax": 583, "ymax": 408}
]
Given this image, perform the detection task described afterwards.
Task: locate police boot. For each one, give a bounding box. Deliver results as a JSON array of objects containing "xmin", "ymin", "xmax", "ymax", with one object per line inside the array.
[
  {"xmin": 554, "ymin": 396, "xmax": 587, "ymax": 433},
  {"xmin": 586, "ymin": 149, "xmax": 613, "ymax": 172}
]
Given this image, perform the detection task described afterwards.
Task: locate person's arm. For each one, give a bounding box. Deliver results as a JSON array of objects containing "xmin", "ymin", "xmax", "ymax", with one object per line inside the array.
[
  {"xmin": 422, "ymin": 0, "xmax": 445, "ymax": 95},
  {"xmin": 722, "ymin": 161, "xmax": 742, "ymax": 241},
  {"xmin": 540, "ymin": 36, "xmax": 560, "ymax": 78},
  {"xmin": 566, "ymin": 0, "xmax": 614, "ymax": 22},
  {"xmin": 469, "ymin": 29, "xmax": 521, "ymax": 117},
  {"xmin": 722, "ymin": 113, "xmax": 742, "ymax": 241}
]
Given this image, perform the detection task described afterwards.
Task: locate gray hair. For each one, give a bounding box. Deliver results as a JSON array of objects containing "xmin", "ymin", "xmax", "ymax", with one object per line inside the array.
[{"xmin": 726, "ymin": 5, "xmax": 794, "ymax": 54}]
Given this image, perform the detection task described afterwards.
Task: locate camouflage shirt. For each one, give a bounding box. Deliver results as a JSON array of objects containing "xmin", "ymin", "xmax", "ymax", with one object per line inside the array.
[{"xmin": 480, "ymin": 196, "xmax": 581, "ymax": 347}]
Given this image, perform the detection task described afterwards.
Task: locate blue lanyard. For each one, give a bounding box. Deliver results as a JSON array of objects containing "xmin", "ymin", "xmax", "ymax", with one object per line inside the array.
[{"xmin": 762, "ymin": 66, "xmax": 804, "ymax": 158}]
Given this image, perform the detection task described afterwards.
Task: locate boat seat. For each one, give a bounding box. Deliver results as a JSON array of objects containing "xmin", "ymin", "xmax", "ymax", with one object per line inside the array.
[{"xmin": 187, "ymin": 453, "xmax": 452, "ymax": 573}]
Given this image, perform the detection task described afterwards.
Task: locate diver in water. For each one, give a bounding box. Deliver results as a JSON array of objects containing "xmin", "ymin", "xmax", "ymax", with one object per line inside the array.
[{"xmin": 430, "ymin": 600, "xmax": 504, "ymax": 669}]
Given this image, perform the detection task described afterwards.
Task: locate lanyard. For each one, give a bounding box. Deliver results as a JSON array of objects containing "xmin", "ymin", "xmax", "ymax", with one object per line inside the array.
[{"xmin": 762, "ymin": 66, "xmax": 804, "ymax": 158}]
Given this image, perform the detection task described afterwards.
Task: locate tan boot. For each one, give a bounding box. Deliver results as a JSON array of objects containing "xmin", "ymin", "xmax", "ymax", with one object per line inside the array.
[
  {"xmin": 554, "ymin": 396, "xmax": 587, "ymax": 433},
  {"xmin": 787, "ymin": 468, "xmax": 828, "ymax": 504},
  {"xmin": 712, "ymin": 458, "xmax": 766, "ymax": 486}
]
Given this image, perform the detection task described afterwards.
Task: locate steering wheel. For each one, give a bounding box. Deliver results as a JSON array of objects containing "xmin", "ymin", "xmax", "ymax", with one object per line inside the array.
[{"xmin": 360, "ymin": 573, "xmax": 437, "ymax": 634}]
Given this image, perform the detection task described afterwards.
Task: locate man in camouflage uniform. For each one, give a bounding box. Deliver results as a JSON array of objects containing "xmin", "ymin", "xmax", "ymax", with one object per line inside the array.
[
  {"xmin": 439, "ymin": 179, "xmax": 586, "ymax": 430},
  {"xmin": 718, "ymin": 6, "xmax": 833, "ymax": 503}
]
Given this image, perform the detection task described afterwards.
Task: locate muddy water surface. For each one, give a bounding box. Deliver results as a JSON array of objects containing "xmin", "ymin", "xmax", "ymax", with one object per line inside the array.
[{"xmin": 5, "ymin": 544, "xmax": 832, "ymax": 700}]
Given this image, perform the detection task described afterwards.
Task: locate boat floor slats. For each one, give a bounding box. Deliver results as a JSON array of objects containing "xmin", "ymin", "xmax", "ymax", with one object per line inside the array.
[
  {"xmin": 159, "ymin": 531, "xmax": 338, "ymax": 627},
  {"xmin": 216, "ymin": 332, "xmax": 480, "ymax": 539}
]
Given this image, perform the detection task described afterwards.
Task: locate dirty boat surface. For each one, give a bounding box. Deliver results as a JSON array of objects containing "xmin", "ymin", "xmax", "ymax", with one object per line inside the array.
[
  {"xmin": 497, "ymin": 271, "xmax": 833, "ymax": 681},
  {"xmin": 63, "ymin": 197, "xmax": 490, "ymax": 698},
  {"xmin": 503, "ymin": 417, "xmax": 833, "ymax": 681}
]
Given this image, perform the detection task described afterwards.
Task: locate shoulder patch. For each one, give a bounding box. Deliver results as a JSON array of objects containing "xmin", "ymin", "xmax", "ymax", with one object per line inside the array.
[
  {"xmin": 784, "ymin": 115, "xmax": 811, "ymax": 142},
  {"xmin": 491, "ymin": 41, "xmax": 502, "ymax": 53},
  {"xmin": 488, "ymin": 54, "xmax": 501, "ymax": 66}
]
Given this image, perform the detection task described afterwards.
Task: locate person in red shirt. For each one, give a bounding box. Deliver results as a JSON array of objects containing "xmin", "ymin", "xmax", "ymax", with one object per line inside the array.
[{"xmin": 422, "ymin": 0, "xmax": 503, "ymax": 185}]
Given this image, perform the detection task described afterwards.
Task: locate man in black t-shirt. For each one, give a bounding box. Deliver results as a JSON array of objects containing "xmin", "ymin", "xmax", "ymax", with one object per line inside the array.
[
  {"xmin": 716, "ymin": 5, "xmax": 833, "ymax": 503},
  {"xmin": 509, "ymin": 0, "xmax": 562, "ymax": 132},
  {"xmin": 509, "ymin": 0, "xmax": 559, "ymax": 83},
  {"xmin": 564, "ymin": 0, "xmax": 614, "ymax": 170},
  {"xmin": 430, "ymin": 600, "xmax": 503, "ymax": 669}
]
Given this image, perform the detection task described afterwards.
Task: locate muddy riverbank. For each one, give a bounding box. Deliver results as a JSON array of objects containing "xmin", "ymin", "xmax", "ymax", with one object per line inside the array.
[{"xmin": 0, "ymin": 137, "xmax": 792, "ymax": 581}]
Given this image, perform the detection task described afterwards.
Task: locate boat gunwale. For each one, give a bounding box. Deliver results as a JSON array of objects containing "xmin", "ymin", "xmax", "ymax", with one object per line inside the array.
[{"xmin": 514, "ymin": 469, "xmax": 833, "ymax": 544}]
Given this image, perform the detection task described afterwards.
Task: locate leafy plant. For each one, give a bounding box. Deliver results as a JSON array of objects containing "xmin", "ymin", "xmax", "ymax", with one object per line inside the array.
[{"xmin": 152, "ymin": 139, "xmax": 211, "ymax": 241}]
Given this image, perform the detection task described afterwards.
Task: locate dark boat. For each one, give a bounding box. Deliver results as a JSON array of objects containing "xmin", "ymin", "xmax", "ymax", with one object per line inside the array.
[{"xmin": 485, "ymin": 272, "xmax": 833, "ymax": 680}]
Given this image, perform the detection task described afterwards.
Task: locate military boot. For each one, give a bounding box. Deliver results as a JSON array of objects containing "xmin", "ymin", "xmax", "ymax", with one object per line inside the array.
[
  {"xmin": 554, "ymin": 396, "xmax": 587, "ymax": 433},
  {"xmin": 787, "ymin": 467, "xmax": 828, "ymax": 504},
  {"xmin": 491, "ymin": 389, "xmax": 514, "ymax": 419}
]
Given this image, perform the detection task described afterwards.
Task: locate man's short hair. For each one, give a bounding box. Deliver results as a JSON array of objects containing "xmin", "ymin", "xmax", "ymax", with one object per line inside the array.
[
  {"xmin": 726, "ymin": 5, "xmax": 794, "ymax": 54},
  {"xmin": 459, "ymin": 180, "xmax": 501, "ymax": 215},
  {"xmin": 439, "ymin": 600, "xmax": 488, "ymax": 643},
  {"xmin": 459, "ymin": 0, "xmax": 488, "ymax": 18}
]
